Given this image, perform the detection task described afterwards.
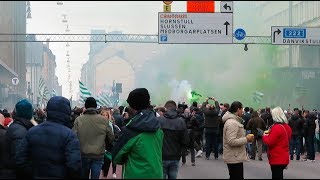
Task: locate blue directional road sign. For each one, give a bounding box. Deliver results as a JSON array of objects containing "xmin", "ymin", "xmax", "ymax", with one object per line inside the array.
[
  {"xmin": 234, "ymin": 28, "xmax": 246, "ymax": 40},
  {"xmin": 272, "ymin": 26, "xmax": 320, "ymax": 45}
]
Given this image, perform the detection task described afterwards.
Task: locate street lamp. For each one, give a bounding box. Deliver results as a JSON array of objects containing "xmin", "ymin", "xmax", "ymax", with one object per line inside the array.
[
  {"xmin": 62, "ymin": 14, "xmax": 68, "ymax": 23},
  {"xmin": 65, "ymin": 25, "xmax": 70, "ymax": 32},
  {"xmin": 26, "ymin": 2, "xmax": 32, "ymax": 19}
]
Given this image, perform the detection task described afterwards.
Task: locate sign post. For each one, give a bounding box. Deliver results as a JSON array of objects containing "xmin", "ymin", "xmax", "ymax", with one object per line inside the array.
[
  {"xmin": 271, "ymin": 26, "xmax": 320, "ymax": 45},
  {"xmin": 158, "ymin": 12, "xmax": 233, "ymax": 44}
]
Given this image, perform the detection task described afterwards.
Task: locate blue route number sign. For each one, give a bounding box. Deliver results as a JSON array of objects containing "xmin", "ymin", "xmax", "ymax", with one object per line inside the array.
[{"xmin": 234, "ymin": 28, "xmax": 246, "ymax": 40}]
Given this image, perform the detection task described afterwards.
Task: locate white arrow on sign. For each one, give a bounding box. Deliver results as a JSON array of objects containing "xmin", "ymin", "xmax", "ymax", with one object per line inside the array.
[
  {"xmin": 272, "ymin": 26, "xmax": 320, "ymax": 45},
  {"xmin": 158, "ymin": 12, "xmax": 233, "ymax": 44},
  {"xmin": 220, "ymin": 1, "xmax": 233, "ymax": 13},
  {"xmin": 12, "ymin": 77, "xmax": 19, "ymax": 85}
]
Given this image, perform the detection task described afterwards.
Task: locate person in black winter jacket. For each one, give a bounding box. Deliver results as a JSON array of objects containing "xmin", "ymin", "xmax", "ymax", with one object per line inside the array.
[
  {"xmin": 0, "ymin": 113, "xmax": 7, "ymax": 178},
  {"xmin": 158, "ymin": 100, "xmax": 189, "ymax": 179},
  {"xmin": 202, "ymin": 97, "xmax": 221, "ymax": 160},
  {"xmin": 5, "ymin": 99, "xmax": 35, "ymax": 179},
  {"xmin": 288, "ymin": 112, "xmax": 304, "ymax": 160},
  {"xmin": 303, "ymin": 112, "xmax": 317, "ymax": 161},
  {"xmin": 15, "ymin": 96, "xmax": 82, "ymax": 178}
]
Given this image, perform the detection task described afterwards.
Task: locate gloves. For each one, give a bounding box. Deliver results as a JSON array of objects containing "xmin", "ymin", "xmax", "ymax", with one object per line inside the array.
[{"xmin": 256, "ymin": 128, "xmax": 264, "ymax": 137}]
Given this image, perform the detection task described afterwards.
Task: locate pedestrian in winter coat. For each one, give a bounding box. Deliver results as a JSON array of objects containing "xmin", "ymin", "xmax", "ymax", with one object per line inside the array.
[
  {"xmin": 262, "ymin": 106, "xmax": 292, "ymax": 179},
  {"xmin": 222, "ymin": 101, "xmax": 254, "ymax": 180},
  {"xmin": 303, "ymin": 112, "xmax": 317, "ymax": 161},
  {"xmin": 15, "ymin": 96, "xmax": 82, "ymax": 179},
  {"xmin": 5, "ymin": 99, "xmax": 35, "ymax": 179},
  {"xmin": 73, "ymin": 97, "xmax": 114, "ymax": 179},
  {"xmin": 0, "ymin": 113, "xmax": 7, "ymax": 178},
  {"xmin": 288, "ymin": 112, "xmax": 304, "ymax": 160},
  {"xmin": 112, "ymin": 88, "xmax": 164, "ymax": 179},
  {"xmin": 246, "ymin": 111, "xmax": 266, "ymax": 160},
  {"xmin": 158, "ymin": 100, "xmax": 189, "ymax": 179}
]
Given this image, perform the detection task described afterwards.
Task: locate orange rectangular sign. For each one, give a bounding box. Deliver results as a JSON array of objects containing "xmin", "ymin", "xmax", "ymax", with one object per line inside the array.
[{"xmin": 187, "ymin": 1, "xmax": 215, "ymax": 13}]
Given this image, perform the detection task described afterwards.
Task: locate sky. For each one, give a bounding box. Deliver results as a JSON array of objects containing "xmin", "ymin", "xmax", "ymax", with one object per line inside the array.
[{"xmin": 27, "ymin": 1, "xmax": 222, "ymax": 98}]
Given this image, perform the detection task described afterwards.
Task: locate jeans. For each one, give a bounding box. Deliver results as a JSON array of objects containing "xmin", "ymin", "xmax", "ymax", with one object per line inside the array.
[
  {"xmin": 289, "ymin": 135, "xmax": 301, "ymax": 160},
  {"xmin": 306, "ymin": 135, "xmax": 315, "ymax": 160},
  {"xmin": 245, "ymin": 130, "xmax": 252, "ymax": 155},
  {"xmin": 102, "ymin": 155, "xmax": 117, "ymax": 176},
  {"xmin": 81, "ymin": 157, "xmax": 104, "ymax": 179},
  {"xmin": 205, "ymin": 128, "xmax": 219, "ymax": 159},
  {"xmin": 227, "ymin": 163, "xmax": 243, "ymax": 179},
  {"xmin": 251, "ymin": 137, "xmax": 263, "ymax": 159},
  {"xmin": 163, "ymin": 160, "xmax": 179, "ymax": 179},
  {"xmin": 270, "ymin": 165, "xmax": 287, "ymax": 179}
]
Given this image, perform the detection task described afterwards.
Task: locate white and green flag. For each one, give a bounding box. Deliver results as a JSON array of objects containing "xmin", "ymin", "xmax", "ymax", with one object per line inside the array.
[
  {"xmin": 52, "ymin": 89, "xmax": 56, "ymax": 97},
  {"xmin": 253, "ymin": 91, "xmax": 264, "ymax": 103},
  {"xmin": 38, "ymin": 77, "xmax": 49, "ymax": 103},
  {"xmin": 79, "ymin": 81, "xmax": 92, "ymax": 104}
]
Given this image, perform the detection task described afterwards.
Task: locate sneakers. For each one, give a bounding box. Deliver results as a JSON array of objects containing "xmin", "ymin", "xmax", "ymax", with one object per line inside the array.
[
  {"xmin": 258, "ymin": 157, "xmax": 263, "ymax": 161},
  {"xmin": 205, "ymin": 157, "xmax": 210, "ymax": 160},
  {"xmin": 192, "ymin": 162, "xmax": 196, "ymax": 166},
  {"xmin": 112, "ymin": 173, "xmax": 117, "ymax": 179},
  {"xmin": 196, "ymin": 150, "xmax": 203, "ymax": 157}
]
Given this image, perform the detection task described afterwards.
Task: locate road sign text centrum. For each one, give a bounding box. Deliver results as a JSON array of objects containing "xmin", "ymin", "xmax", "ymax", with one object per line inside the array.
[{"xmin": 158, "ymin": 12, "xmax": 233, "ymax": 44}]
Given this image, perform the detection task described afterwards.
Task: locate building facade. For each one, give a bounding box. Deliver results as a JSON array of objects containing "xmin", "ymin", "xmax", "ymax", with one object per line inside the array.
[
  {"xmin": 0, "ymin": 1, "xmax": 27, "ymax": 109},
  {"xmin": 257, "ymin": 1, "xmax": 320, "ymax": 109}
]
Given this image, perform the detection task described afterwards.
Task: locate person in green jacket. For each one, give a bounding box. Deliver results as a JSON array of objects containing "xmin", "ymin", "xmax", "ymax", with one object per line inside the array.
[{"xmin": 112, "ymin": 88, "xmax": 164, "ymax": 179}]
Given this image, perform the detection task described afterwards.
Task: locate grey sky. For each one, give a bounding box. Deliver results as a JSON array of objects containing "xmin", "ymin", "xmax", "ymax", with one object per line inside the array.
[{"xmin": 27, "ymin": 1, "xmax": 202, "ymax": 98}]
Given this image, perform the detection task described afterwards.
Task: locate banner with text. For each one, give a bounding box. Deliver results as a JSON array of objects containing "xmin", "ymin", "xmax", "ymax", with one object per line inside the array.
[{"xmin": 158, "ymin": 12, "xmax": 233, "ymax": 44}]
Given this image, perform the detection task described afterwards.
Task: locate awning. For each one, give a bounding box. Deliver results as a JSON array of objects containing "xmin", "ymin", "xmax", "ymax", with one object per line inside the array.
[{"xmin": 0, "ymin": 59, "xmax": 18, "ymax": 77}]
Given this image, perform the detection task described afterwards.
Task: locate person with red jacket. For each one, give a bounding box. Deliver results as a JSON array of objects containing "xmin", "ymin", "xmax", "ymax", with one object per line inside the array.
[
  {"xmin": 262, "ymin": 106, "xmax": 292, "ymax": 179},
  {"xmin": 2, "ymin": 109, "xmax": 13, "ymax": 127}
]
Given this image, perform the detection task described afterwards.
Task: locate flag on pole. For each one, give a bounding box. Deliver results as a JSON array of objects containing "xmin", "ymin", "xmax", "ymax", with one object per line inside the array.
[
  {"xmin": 38, "ymin": 77, "xmax": 49, "ymax": 103},
  {"xmin": 52, "ymin": 89, "xmax": 56, "ymax": 97},
  {"xmin": 253, "ymin": 91, "xmax": 264, "ymax": 103},
  {"xmin": 79, "ymin": 81, "xmax": 92, "ymax": 104},
  {"xmin": 96, "ymin": 91, "xmax": 113, "ymax": 107}
]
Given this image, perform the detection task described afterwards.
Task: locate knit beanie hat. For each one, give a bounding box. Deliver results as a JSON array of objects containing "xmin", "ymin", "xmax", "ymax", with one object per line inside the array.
[
  {"xmin": 126, "ymin": 88, "xmax": 150, "ymax": 111},
  {"xmin": 85, "ymin": 97, "xmax": 97, "ymax": 109},
  {"xmin": 15, "ymin": 99, "xmax": 33, "ymax": 120}
]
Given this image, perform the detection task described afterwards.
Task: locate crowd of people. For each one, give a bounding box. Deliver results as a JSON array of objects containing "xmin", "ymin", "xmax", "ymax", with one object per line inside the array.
[{"xmin": 0, "ymin": 88, "xmax": 320, "ymax": 179}]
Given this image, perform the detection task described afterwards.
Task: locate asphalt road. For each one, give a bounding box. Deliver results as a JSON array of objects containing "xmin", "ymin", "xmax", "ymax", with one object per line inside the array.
[
  {"xmin": 100, "ymin": 152, "xmax": 320, "ymax": 179},
  {"xmin": 178, "ymin": 152, "xmax": 320, "ymax": 179}
]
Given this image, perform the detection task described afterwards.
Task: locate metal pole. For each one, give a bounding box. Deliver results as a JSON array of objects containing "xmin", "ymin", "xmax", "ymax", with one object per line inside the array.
[{"xmin": 288, "ymin": 1, "xmax": 293, "ymax": 67}]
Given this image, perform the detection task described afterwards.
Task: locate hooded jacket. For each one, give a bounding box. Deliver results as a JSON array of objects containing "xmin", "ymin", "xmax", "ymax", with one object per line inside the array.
[
  {"xmin": 112, "ymin": 109, "xmax": 163, "ymax": 179},
  {"xmin": 15, "ymin": 96, "xmax": 82, "ymax": 179},
  {"xmin": 222, "ymin": 111, "xmax": 248, "ymax": 164},
  {"xmin": 158, "ymin": 110, "xmax": 189, "ymax": 161}
]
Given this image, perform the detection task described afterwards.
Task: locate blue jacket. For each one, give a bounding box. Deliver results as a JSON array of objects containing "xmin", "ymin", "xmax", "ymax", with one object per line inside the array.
[{"xmin": 15, "ymin": 96, "xmax": 82, "ymax": 178}]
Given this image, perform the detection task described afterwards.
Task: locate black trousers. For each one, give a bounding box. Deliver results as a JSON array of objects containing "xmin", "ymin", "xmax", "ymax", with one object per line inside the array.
[
  {"xmin": 227, "ymin": 163, "xmax": 243, "ymax": 179},
  {"xmin": 270, "ymin": 165, "xmax": 287, "ymax": 179},
  {"xmin": 102, "ymin": 156, "xmax": 116, "ymax": 176}
]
